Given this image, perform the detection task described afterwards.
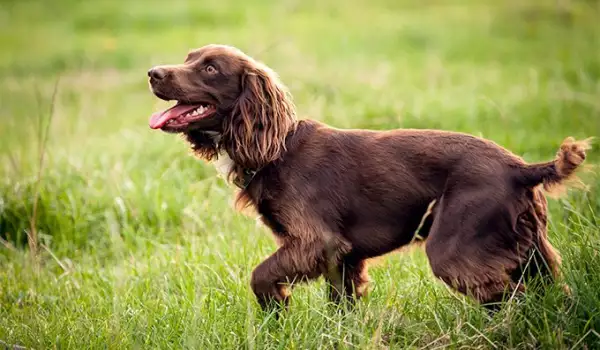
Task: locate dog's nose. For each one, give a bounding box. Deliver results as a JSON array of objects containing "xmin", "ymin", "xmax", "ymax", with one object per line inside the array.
[{"xmin": 148, "ymin": 67, "xmax": 166, "ymax": 80}]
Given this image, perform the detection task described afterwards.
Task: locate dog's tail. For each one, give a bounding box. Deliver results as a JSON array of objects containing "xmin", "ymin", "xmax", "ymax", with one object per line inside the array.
[{"xmin": 515, "ymin": 137, "xmax": 593, "ymax": 196}]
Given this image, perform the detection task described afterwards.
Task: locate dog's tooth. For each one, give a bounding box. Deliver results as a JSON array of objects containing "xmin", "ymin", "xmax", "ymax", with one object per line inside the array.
[{"xmin": 191, "ymin": 110, "xmax": 198, "ymax": 116}]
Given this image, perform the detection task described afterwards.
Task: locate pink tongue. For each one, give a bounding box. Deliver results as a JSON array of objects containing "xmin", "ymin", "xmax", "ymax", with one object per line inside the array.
[{"xmin": 149, "ymin": 104, "xmax": 202, "ymax": 129}]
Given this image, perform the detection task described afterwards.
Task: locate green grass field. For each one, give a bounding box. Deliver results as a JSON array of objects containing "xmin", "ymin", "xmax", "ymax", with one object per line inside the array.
[{"xmin": 1, "ymin": 0, "xmax": 599, "ymax": 348}]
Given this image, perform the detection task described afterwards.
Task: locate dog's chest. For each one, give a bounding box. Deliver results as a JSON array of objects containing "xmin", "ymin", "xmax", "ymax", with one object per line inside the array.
[{"xmin": 212, "ymin": 151, "xmax": 235, "ymax": 178}]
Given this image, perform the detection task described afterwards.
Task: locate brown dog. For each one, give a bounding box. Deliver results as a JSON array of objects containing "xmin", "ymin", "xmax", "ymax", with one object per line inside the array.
[{"xmin": 147, "ymin": 44, "xmax": 590, "ymax": 310}]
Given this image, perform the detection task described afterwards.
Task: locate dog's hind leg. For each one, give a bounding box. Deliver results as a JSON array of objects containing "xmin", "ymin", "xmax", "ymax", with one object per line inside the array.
[
  {"xmin": 424, "ymin": 186, "xmax": 535, "ymax": 306},
  {"xmin": 510, "ymin": 188, "xmax": 564, "ymax": 291}
]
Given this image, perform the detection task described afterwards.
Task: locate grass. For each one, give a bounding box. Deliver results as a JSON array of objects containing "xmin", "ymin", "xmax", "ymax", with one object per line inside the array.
[{"xmin": 1, "ymin": 0, "xmax": 599, "ymax": 348}]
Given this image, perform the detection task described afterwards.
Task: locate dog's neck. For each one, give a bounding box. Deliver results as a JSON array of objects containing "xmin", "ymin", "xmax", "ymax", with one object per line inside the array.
[
  {"xmin": 212, "ymin": 149, "xmax": 235, "ymax": 177},
  {"xmin": 184, "ymin": 130, "xmax": 266, "ymax": 189},
  {"xmin": 185, "ymin": 121, "xmax": 300, "ymax": 189}
]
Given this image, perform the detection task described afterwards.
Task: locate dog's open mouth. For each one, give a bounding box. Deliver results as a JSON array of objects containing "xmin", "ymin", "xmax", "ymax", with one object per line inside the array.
[{"xmin": 149, "ymin": 103, "xmax": 216, "ymax": 129}]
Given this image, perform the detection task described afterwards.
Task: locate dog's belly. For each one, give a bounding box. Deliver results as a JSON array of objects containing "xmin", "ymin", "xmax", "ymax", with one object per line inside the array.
[{"xmin": 343, "ymin": 206, "xmax": 430, "ymax": 259}]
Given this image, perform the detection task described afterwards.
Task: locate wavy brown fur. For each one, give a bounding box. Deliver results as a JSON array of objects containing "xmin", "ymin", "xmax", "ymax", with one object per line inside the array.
[
  {"xmin": 184, "ymin": 130, "xmax": 219, "ymax": 161},
  {"xmin": 545, "ymin": 137, "xmax": 593, "ymax": 197},
  {"xmin": 147, "ymin": 44, "xmax": 592, "ymax": 312},
  {"xmin": 222, "ymin": 61, "xmax": 297, "ymax": 171}
]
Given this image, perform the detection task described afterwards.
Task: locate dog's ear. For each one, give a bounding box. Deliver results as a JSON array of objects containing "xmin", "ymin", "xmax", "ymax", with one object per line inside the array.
[{"xmin": 222, "ymin": 63, "xmax": 296, "ymax": 169}]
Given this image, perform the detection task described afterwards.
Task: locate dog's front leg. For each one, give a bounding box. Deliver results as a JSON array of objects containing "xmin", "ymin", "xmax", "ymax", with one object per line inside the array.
[
  {"xmin": 325, "ymin": 255, "xmax": 370, "ymax": 305},
  {"xmin": 250, "ymin": 239, "xmax": 325, "ymax": 312}
]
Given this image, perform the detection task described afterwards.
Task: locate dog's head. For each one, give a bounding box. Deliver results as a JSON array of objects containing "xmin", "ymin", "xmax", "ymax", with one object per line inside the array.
[{"xmin": 148, "ymin": 44, "xmax": 296, "ymax": 168}]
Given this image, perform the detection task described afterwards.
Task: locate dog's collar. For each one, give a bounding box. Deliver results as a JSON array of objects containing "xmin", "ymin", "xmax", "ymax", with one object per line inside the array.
[
  {"xmin": 213, "ymin": 147, "xmax": 260, "ymax": 190},
  {"xmin": 233, "ymin": 168, "xmax": 258, "ymax": 189},
  {"xmin": 222, "ymin": 126, "xmax": 298, "ymax": 190}
]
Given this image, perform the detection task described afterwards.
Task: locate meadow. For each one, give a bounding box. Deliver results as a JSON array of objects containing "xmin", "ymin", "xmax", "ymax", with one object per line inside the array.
[{"xmin": 1, "ymin": 0, "xmax": 599, "ymax": 348}]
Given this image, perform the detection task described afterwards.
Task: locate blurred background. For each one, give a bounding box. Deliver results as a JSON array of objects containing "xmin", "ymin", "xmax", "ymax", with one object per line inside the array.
[{"xmin": 0, "ymin": 0, "xmax": 599, "ymax": 348}]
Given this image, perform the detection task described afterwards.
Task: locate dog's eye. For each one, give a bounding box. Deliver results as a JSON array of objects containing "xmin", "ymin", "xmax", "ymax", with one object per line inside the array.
[{"xmin": 205, "ymin": 65, "xmax": 218, "ymax": 74}]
